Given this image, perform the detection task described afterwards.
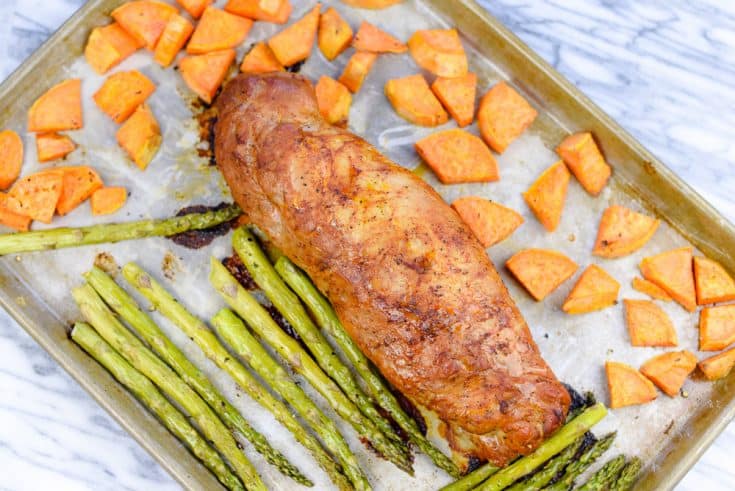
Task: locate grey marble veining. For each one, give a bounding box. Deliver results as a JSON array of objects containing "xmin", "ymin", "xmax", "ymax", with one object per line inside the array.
[{"xmin": 0, "ymin": 0, "xmax": 733, "ymax": 489}]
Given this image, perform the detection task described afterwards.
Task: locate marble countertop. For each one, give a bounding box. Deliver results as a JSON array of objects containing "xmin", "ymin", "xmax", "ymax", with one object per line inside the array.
[{"xmin": 0, "ymin": 0, "xmax": 733, "ymax": 489}]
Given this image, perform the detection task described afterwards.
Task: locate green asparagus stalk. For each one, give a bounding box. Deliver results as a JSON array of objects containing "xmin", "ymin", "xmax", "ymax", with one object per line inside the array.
[
  {"xmin": 210, "ymin": 255, "xmax": 414, "ymax": 475},
  {"xmin": 543, "ymin": 432, "xmax": 616, "ymax": 491},
  {"xmin": 275, "ymin": 256, "xmax": 460, "ymax": 478},
  {"xmin": 0, "ymin": 204, "xmax": 241, "ymax": 256},
  {"xmin": 576, "ymin": 455, "xmax": 626, "ymax": 491},
  {"xmin": 505, "ymin": 435, "xmax": 586, "ymax": 491},
  {"xmin": 212, "ymin": 308, "xmax": 371, "ymax": 491},
  {"xmin": 71, "ymin": 284, "xmax": 266, "ymax": 491},
  {"xmin": 121, "ymin": 262, "xmax": 352, "ymax": 491},
  {"xmin": 608, "ymin": 457, "xmax": 642, "ymax": 491},
  {"xmin": 71, "ymin": 322, "xmax": 245, "ymax": 491},
  {"xmin": 439, "ymin": 463, "xmax": 499, "ymax": 491},
  {"xmin": 84, "ymin": 267, "xmax": 309, "ymax": 486},
  {"xmin": 233, "ymin": 228, "xmax": 405, "ymax": 449}
]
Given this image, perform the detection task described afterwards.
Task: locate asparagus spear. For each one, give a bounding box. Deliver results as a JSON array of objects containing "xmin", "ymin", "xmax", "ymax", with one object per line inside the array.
[
  {"xmin": 233, "ymin": 228, "xmax": 405, "ymax": 448},
  {"xmin": 121, "ymin": 263, "xmax": 352, "ymax": 491},
  {"xmin": 71, "ymin": 322, "xmax": 245, "ymax": 491},
  {"xmin": 84, "ymin": 267, "xmax": 309, "ymax": 486},
  {"xmin": 608, "ymin": 458, "xmax": 642, "ymax": 491},
  {"xmin": 0, "ymin": 204, "xmax": 240, "ymax": 256},
  {"xmin": 505, "ymin": 435, "xmax": 586, "ymax": 491},
  {"xmin": 210, "ymin": 255, "xmax": 414, "ymax": 474},
  {"xmin": 71, "ymin": 284, "xmax": 266, "ymax": 491},
  {"xmin": 275, "ymin": 256, "xmax": 460, "ymax": 478},
  {"xmin": 576, "ymin": 455, "xmax": 626, "ymax": 491},
  {"xmin": 543, "ymin": 432, "xmax": 616, "ymax": 491},
  {"xmin": 212, "ymin": 308, "xmax": 371, "ymax": 491},
  {"xmin": 440, "ymin": 463, "xmax": 499, "ymax": 491}
]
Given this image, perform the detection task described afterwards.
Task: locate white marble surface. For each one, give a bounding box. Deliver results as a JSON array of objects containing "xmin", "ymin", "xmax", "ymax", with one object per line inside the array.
[{"xmin": 0, "ymin": 0, "xmax": 733, "ymax": 489}]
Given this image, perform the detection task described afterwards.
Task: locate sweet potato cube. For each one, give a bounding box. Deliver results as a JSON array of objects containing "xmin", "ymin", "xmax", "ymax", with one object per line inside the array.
[
  {"xmin": 112, "ymin": 1, "xmax": 178, "ymax": 50},
  {"xmin": 352, "ymin": 21, "xmax": 406, "ymax": 53},
  {"xmin": 562, "ymin": 265, "xmax": 620, "ymax": 314},
  {"xmin": 593, "ymin": 205, "xmax": 659, "ymax": 258},
  {"xmin": 116, "ymin": 104, "xmax": 162, "ymax": 171},
  {"xmin": 0, "ymin": 194, "xmax": 31, "ymax": 231},
  {"xmin": 153, "ymin": 14, "xmax": 194, "ymax": 67},
  {"xmin": 606, "ymin": 361, "xmax": 658, "ymax": 409},
  {"xmin": 699, "ymin": 347, "xmax": 735, "ymax": 381},
  {"xmin": 187, "ymin": 7, "xmax": 253, "ymax": 55},
  {"xmin": 506, "ymin": 248, "xmax": 578, "ymax": 301},
  {"xmin": 338, "ymin": 51, "xmax": 377, "ymax": 93},
  {"xmin": 56, "ymin": 166, "xmax": 104, "ymax": 216},
  {"xmin": 640, "ymin": 350, "xmax": 697, "ymax": 397},
  {"xmin": 340, "ymin": 0, "xmax": 401, "ymax": 7},
  {"xmin": 557, "ymin": 132, "xmax": 611, "ymax": 196},
  {"xmin": 451, "ymin": 197, "xmax": 523, "ymax": 248},
  {"xmin": 478, "ymin": 81, "xmax": 537, "ymax": 153},
  {"xmin": 385, "ymin": 74, "xmax": 448, "ymax": 127},
  {"xmin": 318, "ymin": 7, "xmax": 353, "ymax": 61},
  {"xmin": 36, "ymin": 133, "xmax": 76, "ymax": 163},
  {"xmin": 431, "ymin": 73, "xmax": 476, "ymax": 128},
  {"xmin": 624, "ymin": 299, "xmax": 678, "ymax": 347},
  {"xmin": 225, "ymin": 0, "xmax": 293, "ymax": 24},
  {"xmin": 176, "ymin": 0, "xmax": 213, "ymax": 19},
  {"xmin": 85, "ymin": 23, "xmax": 143, "ymax": 74},
  {"xmin": 179, "ymin": 49, "xmax": 236, "ymax": 104},
  {"xmin": 240, "ymin": 43, "xmax": 284, "ymax": 73},
  {"xmin": 315, "ymin": 76, "xmax": 351, "ymax": 126},
  {"xmin": 631, "ymin": 277, "xmax": 672, "ymax": 302},
  {"xmin": 28, "ymin": 79, "xmax": 83, "ymax": 133},
  {"xmin": 407, "ymin": 28, "xmax": 467, "ymax": 78},
  {"xmin": 640, "ymin": 247, "xmax": 696, "ymax": 312},
  {"xmin": 523, "ymin": 160, "xmax": 570, "ymax": 232},
  {"xmin": 267, "ymin": 4, "xmax": 320, "ymax": 67},
  {"xmin": 699, "ymin": 305, "xmax": 735, "ymax": 352},
  {"xmin": 415, "ymin": 129, "xmax": 498, "ymax": 184},
  {"xmin": 8, "ymin": 171, "xmax": 63, "ymax": 223},
  {"xmin": 0, "ymin": 130, "xmax": 23, "ymax": 189},
  {"xmin": 93, "ymin": 70, "xmax": 156, "ymax": 124},
  {"xmin": 694, "ymin": 256, "xmax": 735, "ymax": 305},
  {"xmin": 91, "ymin": 187, "xmax": 128, "ymax": 215}
]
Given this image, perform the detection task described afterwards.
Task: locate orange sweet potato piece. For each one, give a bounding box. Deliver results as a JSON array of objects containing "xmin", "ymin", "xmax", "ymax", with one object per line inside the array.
[
  {"xmin": 0, "ymin": 130, "xmax": 23, "ymax": 189},
  {"xmin": 699, "ymin": 305, "xmax": 735, "ymax": 352},
  {"xmin": 187, "ymin": 7, "xmax": 253, "ymax": 55},
  {"xmin": 694, "ymin": 256, "xmax": 735, "ymax": 305},
  {"xmin": 315, "ymin": 76, "xmax": 351, "ymax": 126},
  {"xmin": 36, "ymin": 133, "xmax": 76, "ymax": 163},
  {"xmin": 0, "ymin": 194, "xmax": 31, "ymax": 231},
  {"xmin": 562, "ymin": 265, "xmax": 620, "ymax": 314},
  {"xmin": 631, "ymin": 277, "xmax": 672, "ymax": 302},
  {"xmin": 338, "ymin": 51, "xmax": 377, "ymax": 93},
  {"xmin": 176, "ymin": 0, "xmax": 213, "ymax": 19},
  {"xmin": 318, "ymin": 7, "xmax": 352, "ymax": 61},
  {"xmin": 225, "ymin": 0, "xmax": 293, "ymax": 24},
  {"xmin": 267, "ymin": 4, "xmax": 320, "ymax": 67},
  {"xmin": 640, "ymin": 350, "xmax": 697, "ymax": 397},
  {"xmin": 593, "ymin": 206, "xmax": 659, "ymax": 258},
  {"xmin": 506, "ymin": 249, "xmax": 578, "ymax": 301},
  {"xmin": 699, "ymin": 347, "xmax": 735, "ymax": 381},
  {"xmin": 116, "ymin": 104, "xmax": 162, "ymax": 170},
  {"xmin": 179, "ymin": 49, "xmax": 236, "ymax": 104},
  {"xmin": 624, "ymin": 299, "xmax": 678, "ymax": 347},
  {"xmin": 606, "ymin": 361, "xmax": 658, "ymax": 409},
  {"xmin": 640, "ymin": 247, "xmax": 696, "ymax": 312},
  {"xmin": 352, "ymin": 21, "xmax": 406, "ymax": 53},
  {"xmin": 407, "ymin": 28, "xmax": 467, "ymax": 78},
  {"xmin": 522, "ymin": 160, "xmax": 570, "ymax": 232},
  {"xmin": 85, "ymin": 23, "xmax": 143, "ymax": 74},
  {"xmin": 8, "ymin": 171, "xmax": 63, "ymax": 223},
  {"xmin": 153, "ymin": 14, "xmax": 194, "ymax": 67},
  {"xmin": 431, "ymin": 73, "xmax": 476, "ymax": 128},
  {"xmin": 112, "ymin": 1, "xmax": 178, "ymax": 50},
  {"xmin": 28, "ymin": 79, "xmax": 83, "ymax": 133},
  {"xmin": 91, "ymin": 187, "xmax": 128, "ymax": 215},
  {"xmin": 451, "ymin": 197, "xmax": 523, "ymax": 248},
  {"xmin": 557, "ymin": 132, "xmax": 611, "ymax": 196},
  {"xmin": 415, "ymin": 129, "xmax": 498, "ymax": 184},
  {"xmin": 56, "ymin": 166, "xmax": 104, "ymax": 216},
  {"xmin": 240, "ymin": 43, "xmax": 284, "ymax": 73},
  {"xmin": 340, "ymin": 0, "xmax": 402, "ymax": 8},
  {"xmin": 477, "ymin": 81, "xmax": 537, "ymax": 153},
  {"xmin": 93, "ymin": 70, "xmax": 156, "ymax": 124},
  {"xmin": 385, "ymin": 74, "xmax": 448, "ymax": 127}
]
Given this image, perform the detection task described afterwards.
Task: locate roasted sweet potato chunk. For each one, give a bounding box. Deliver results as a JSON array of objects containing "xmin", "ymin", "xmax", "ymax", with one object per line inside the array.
[
  {"xmin": 338, "ymin": 51, "xmax": 377, "ymax": 93},
  {"xmin": 562, "ymin": 265, "xmax": 619, "ymax": 314},
  {"xmin": 415, "ymin": 129, "xmax": 498, "ymax": 184},
  {"xmin": 187, "ymin": 7, "xmax": 253, "ymax": 54},
  {"xmin": 699, "ymin": 305, "xmax": 735, "ymax": 352},
  {"xmin": 85, "ymin": 23, "xmax": 143, "ymax": 74},
  {"xmin": 640, "ymin": 247, "xmax": 696, "ymax": 312},
  {"xmin": 112, "ymin": 1, "xmax": 178, "ymax": 50},
  {"xmin": 36, "ymin": 133, "xmax": 76, "ymax": 163},
  {"xmin": 91, "ymin": 186, "xmax": 128, "ymax": 215},
  {"xmin": 153, "ymin": 14, "xmax": 194, "ymax": 67},
  {"xmin": 431, "ymin": 73, "xmax": 476, "ymax": 128},
  {"xmin": 606, "ymin": 361, "xmax": 658, "ymax": 409},
  {"xmin": 593, "ymin": 205, "xmax": 659, "ymax": 258},
  {"xmin": 631, "ymin": 277, "xmax": 672, "ymax": 302},
  {"xmin": 225, "ymin": 0, "xmax": 292, "ymax": 24},
  {"xmin": 93, "ymin": 70, "xmax": 156, "ymax": 124},
  {"xmin": 315, "ymin": 76, "xmax": 351, "ymax": 126},
  {"xmin": 407, "ymin": 28, "xmax": 467, "ymax": 78},
  {"xmin": 8, "ymin": 171, "xmax": 63, "ymax": 223},
  {"xmin": 352, "ymin": 21, "xmax": 406, "ymax": 53},
  {"xmin": 179, "ymin": 49, "xmax": 236, "ymax": 104},
  {"xmin": 640, "ymin": 350, "xmax": 697, "ymax": 397},
  {"xmin": 0, "ymin": 194, "xmax": 31, "ymax": 231},
  {"xmin": 385, "ymin": 74, "xmax": 448, "ymax": 127},
  {"xmin": 557, "ymin": 132, "xmax": 611, "ymax": 196},
  {"xmin": 176, "ymin": 0, "xmax": 213, "ymax": 19},
  {"xmin": 506, "ymin": 248, "xmax": 578, "ymax": 301},
  {"xmin": 267, "ymin": 4, "xmax": 320, "ymax": 67},
  {"xmin": 523, "ymin": 160, "xmax": 570, "ymax": 232},
  {"xmin": 0, "ymin": 130, "xmax": 23, "ymax": 189},
  {"xmin": 28, "ymin": 79, "xmax": 83, "ymax": 133},
  {"xmin": 477, "ymin": 81, "xmax": 537, "ymax": 153},
  {"xmin": 116, "ymin": 104, "xmax": 162, "ymax": 170},
  {"xmin": 624, "ymin": 299, "xmax": 678, "ymax": 347},
  {"xmin": 340, "ymin": 0, "xmax": 401, "ymax": 7},
  {"xmin": 699, "ymin": 347, "xmax": 735, "ymax": 381},
  {"xmin": 694, "ymin": 256, "xmax": 735, "ymax": 305},
  {"xmin": 318, "ymin": 7, "xmax": 353, "ymax": 61},
  {"xmin": 451, "ymin": 197, "xmax": 522, "ymax": 248},
  {"xmin": 56, "ymin": 166, "xmax": 104, "ymax": 216},
  {"xmin": 240, "ymin": 43, "xmax": 284, "ymax": 73}
]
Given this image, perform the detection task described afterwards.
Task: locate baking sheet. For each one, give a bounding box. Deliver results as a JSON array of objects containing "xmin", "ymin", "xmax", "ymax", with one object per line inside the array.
[{"xmin": 0, "ymin": 0, "xmax": 733, "ymax": 489}]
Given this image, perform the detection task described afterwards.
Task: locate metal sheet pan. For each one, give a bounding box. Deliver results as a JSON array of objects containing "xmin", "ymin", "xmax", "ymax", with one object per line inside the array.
[{"xmin": 0, "ymin": 0, "xmax": 733, "ymax": 489}]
